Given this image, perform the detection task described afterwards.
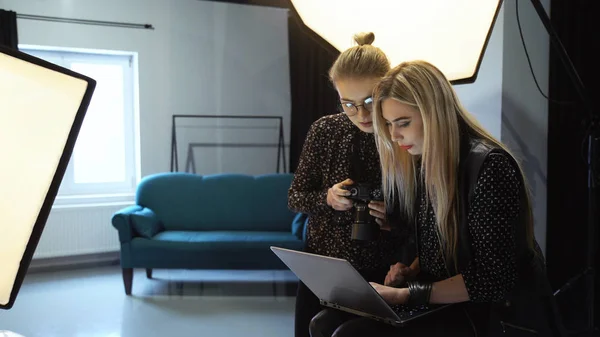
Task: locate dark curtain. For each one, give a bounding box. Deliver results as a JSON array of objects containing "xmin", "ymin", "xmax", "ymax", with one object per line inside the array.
[
  {"xmin": 0, "ymin": 9, "xmax": 18, "ymax": 49},
  {"xmin": 547, "ymin": 0, "xmax": 599, "ymax": 331},
  {"xmin": 287, "ymin": 8, "xmax": 339, "ymax": 172}
]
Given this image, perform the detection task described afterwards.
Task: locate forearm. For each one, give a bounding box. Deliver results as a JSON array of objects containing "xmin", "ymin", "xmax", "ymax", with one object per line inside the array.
[
  {"xmin": 429, "ymin": 274, "xmax": 470, "ymax": 304},
  {"xmin": 288, "ymin": 187, "xmax": 331, "ymax": 216},
  {"xmin": 391, "ymin": 274, "xmax": 470, "ymax": 305},
  {"xmin": 410, "ymin": 257, "xmax": 420, "ymax": 271},
  {"xmin": 375, "ymin": 272, "xmax": 470, "ymax": 306}
]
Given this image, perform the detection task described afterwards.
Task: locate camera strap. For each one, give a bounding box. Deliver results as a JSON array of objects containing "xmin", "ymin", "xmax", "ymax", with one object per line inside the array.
[{"xmin": 349, "ymin": 132, "xmax": 365, "ymax": 182}]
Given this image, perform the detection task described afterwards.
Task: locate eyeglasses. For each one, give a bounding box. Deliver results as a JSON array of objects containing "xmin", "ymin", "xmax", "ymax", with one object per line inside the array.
[{"xmin": 338, "ymin": 96, "xmax": 374, "ymax": 116}]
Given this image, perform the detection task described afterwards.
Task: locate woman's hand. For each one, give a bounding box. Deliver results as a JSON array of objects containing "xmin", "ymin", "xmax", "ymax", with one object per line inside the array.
[
  {"xmin": 370, "ymin": 282, "xmax": 409, "ymax": 305},
  {"xmin": 368, "ymin": 201, "xmax": 389, "ymax": 231},
  {"xmin": 384, "ymin": 262, "xmax": 419, "ymax": 287},
  {"xmin": 326, "ymin": 178, "xmax": 354, "ymax": 211}
]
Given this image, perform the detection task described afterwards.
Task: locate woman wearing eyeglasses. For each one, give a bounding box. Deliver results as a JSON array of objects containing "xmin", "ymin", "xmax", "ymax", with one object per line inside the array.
[{"xmin": 288, "ymin": 32, "xmax": 408, "ymax": 337}]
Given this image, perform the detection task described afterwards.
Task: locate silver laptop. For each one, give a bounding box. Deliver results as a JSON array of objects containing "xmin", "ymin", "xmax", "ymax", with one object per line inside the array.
[{"xmin": 271, "ymin": 246, "xmax": 451, "ymax": 327}]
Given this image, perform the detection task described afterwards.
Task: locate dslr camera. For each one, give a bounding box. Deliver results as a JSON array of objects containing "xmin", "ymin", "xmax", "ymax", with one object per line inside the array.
[{"xmin": 342, "ymin": 183, "xmax": 384, "ymax": 241}]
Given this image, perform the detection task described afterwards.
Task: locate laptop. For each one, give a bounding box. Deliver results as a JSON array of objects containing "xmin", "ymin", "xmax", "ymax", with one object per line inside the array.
[{"xmin": 271, "ymin": 246, "xmax": 451, "ymax": 327}]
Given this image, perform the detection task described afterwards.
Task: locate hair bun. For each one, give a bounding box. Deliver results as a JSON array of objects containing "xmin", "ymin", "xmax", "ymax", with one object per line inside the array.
[{"xmin": 353, "ymin": 32, "xmax": 375, "ymax": 46}]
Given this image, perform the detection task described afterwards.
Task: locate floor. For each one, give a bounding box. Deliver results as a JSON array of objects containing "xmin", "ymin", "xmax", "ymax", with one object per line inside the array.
[
  {"xmin": 0, "ymin": 267, "xmax": 299, "ymax": 337},
  {"xmin": 2, "ymin": 266, "xmax": 597, "ymax": 337}
]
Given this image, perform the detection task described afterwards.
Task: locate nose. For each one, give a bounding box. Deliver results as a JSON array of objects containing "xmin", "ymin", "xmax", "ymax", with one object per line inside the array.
[
  {"xmin": 357, "ymin": 105, "xmax": 371, "ymax": 120},
  {"xmin": 390, "ymin": 124, "xmax": 403, "ymax": 142}
]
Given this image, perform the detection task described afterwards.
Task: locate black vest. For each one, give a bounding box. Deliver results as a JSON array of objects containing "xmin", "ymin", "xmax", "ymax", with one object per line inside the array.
[{"xmin": 453, "ymin": 138, "xmax": 567, "ymax": 336}]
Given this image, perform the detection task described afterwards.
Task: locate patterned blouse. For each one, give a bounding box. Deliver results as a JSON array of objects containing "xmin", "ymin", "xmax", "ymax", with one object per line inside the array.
[
  {"xmin": 416, "ymin": 152, "xmax": 521, "ymax": 302},
  {"xmin": 288, "ymin": 113, "xmax": 402, "ymax": 272}
]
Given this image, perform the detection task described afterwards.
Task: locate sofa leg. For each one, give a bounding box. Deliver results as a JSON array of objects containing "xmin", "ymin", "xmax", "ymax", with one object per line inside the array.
[
  {"xmin": 146, "ymin": 268, "xmax": 153, "ymax": 279},
  {"xmin": 122, "ymin": 268, "xmax": 133, "ymax": 295}
]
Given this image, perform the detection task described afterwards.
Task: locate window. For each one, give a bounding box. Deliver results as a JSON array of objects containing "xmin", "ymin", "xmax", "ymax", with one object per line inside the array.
[{"xmin": 20, "ymin": 46, "xmax": 139, "ymax": 201}]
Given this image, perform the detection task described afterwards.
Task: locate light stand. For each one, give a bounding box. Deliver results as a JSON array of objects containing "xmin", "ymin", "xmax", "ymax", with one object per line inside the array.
[{"xmin": 528, "ymin": 0, "xmax": 597, "ymax": 335}]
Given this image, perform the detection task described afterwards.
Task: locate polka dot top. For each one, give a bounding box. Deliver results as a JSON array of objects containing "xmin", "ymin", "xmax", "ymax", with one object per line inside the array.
[
  {"xmin": 288, "ymin": 113, "xmax": 401, "ymax": 272},
  {"xmin": 417, "ymin": 153, "xmax": 520, "ymax": 302}
]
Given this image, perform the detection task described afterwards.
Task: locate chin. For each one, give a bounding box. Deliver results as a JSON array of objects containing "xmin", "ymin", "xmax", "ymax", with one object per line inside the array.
[
  {"xmin": 359, "ymin": 125, "xmax": 374, "ymax": 133},
  {"xmin": 407, "ymin": 148, "xmax": 422, "ymax": 155}
]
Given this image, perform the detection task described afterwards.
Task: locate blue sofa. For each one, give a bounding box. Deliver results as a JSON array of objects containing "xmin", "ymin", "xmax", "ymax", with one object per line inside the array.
[{"xmin": 111, "ymin": 172, "xmax": 307, "ymax": 295}]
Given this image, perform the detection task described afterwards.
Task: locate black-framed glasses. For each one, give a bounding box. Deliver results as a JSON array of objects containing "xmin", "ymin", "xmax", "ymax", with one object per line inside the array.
[{"xmin": 338, "ymin": 96, "xmax": 374, "ymax": 116}]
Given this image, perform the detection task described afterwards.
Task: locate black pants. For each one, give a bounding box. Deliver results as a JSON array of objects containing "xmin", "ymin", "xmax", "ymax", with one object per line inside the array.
[
  {"xmin": 294, "ymin": 268, "xmax": 387, "ymax": 337},
  {"xmin": 309, "ymin": 309, "xmax": 398, "ymax": 337},
  {"xmin": 309, "ymin": 306, "xmax": 478, "ymax": 337},
  {"xmin": 294, "ymin": 280, "xmax": 324, "ymax": 337}
]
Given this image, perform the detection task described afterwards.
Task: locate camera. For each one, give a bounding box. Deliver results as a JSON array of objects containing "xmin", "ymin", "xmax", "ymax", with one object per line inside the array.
[{"xmin": 342, "ymin": 183, "xmax": 384, "ymax": 241}]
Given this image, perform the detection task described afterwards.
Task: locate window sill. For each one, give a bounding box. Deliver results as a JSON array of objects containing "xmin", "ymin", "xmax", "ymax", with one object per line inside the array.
[{"xmin": 52, "ymin": 193, "xmax": 135, "ymax": 209}]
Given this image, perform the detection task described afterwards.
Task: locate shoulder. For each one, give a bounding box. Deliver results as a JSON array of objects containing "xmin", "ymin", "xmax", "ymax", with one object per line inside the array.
[
  {"xmin": 464, "ymin": 140, "xmax": 521, "ymax": 175},
  {"xmin": 310, "ymin": 113, "xmax": 351, "ymax": 131},
  {"xmin": 480, "ymin": 152, "xmax": 520, "ymax": 180},
  {"xmin": 307, "ymin": 113, "xmax": 353, "ymax": 142},
  {"xmin": 461, "ymin": 140, "xmax": 523, "ymax": 193},
  {"xmin": 474, "ymin": 150, "xmax": 523, "ymax": 199}
]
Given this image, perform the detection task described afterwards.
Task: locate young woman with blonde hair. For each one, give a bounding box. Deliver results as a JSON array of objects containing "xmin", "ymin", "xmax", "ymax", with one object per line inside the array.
[{"xmin": 309, "ymin": 60, "xmax": 565, "ymax": 337}]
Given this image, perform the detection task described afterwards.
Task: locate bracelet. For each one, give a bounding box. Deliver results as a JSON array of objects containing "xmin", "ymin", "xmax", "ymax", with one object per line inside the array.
[{"xmin": 406, "ymin": 281, "xmax": 433, "ymax": 307}]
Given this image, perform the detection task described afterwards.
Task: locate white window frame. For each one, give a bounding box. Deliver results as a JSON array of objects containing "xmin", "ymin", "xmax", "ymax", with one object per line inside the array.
[{"xmin": 20, "ymin": 45, "xmax": 141, "ymax": 205}]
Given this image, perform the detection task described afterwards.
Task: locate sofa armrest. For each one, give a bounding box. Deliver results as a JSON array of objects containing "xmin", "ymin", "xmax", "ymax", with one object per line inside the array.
[
  {"xmin": 111, "ymin": 205, "xmax": 143, "ymax": 243},
  {"xmin": 291, "ymin": 213, "xmax": 308, "ymax": 240},
  {"xmin": 302, "ymin": 217, "xmax": 309, "ymax": 242}
]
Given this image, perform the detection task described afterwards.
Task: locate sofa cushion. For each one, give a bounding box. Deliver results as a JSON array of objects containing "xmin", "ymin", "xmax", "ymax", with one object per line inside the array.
[
  {"xmin": 128, "ymin": 233, "xmax": 304, "ymax": 269},
  {"xmin": 130, "ymin": 207, "xmax": 164, "ymax": 238},
  {"xmin": 249, "ymin": 174, "xmax": 298, "ymax": 231},
  {"xmin": 135, "ymin": 173, "xmax": 296, "ymax": 232},
  {"xmin": 153, "ymin": 230, "xmax": 299, "ymax": 249}
]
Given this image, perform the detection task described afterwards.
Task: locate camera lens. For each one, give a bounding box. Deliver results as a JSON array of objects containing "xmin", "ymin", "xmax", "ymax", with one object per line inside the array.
[{"xmin": 351, "ymin": 201, "xmax": 380, "ymax": 241}]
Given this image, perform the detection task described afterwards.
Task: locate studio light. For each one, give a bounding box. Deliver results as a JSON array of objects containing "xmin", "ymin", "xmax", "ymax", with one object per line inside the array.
[
  {"xmin": 0, "ymin": 45, "xmax": 95, "ymax": 310},
  {"xmin": 290, "ymin": 0, "xmax": 502, "ymax": 83}
]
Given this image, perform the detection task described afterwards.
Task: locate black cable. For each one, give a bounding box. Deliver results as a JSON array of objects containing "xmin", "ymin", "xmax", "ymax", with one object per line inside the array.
[
  {"xmin": 516, "ymin": 0, "xmax": 596, "ymax": 178},
  {"xmin": 515, "ymin": 0, "xmax": 574, "ymax": 106},
  {"xmin": 581, "ymin": 123, "xmax": 592, "ymax": 168}
]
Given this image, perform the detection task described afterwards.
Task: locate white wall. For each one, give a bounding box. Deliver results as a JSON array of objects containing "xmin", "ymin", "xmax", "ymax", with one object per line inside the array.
[
  {"xmin": 454, "ymin": 7, "xmax": 504, "ymax": 140},
  {"xmin": 0, "ymin": 0, "xmax": 291, "ymax": 177},
  {"xmin": 501, "ymin": 0, "xmax": 550, "ymax": 253}
]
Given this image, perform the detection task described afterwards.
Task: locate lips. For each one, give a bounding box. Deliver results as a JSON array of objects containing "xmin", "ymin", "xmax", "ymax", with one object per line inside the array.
[
  {"xmin": 359, "ymin": 121, "xmax": 372, "ymax": 126},
  {"xmin": 400, "ymin": 145, "xmax": 413, "ymax": 150}
]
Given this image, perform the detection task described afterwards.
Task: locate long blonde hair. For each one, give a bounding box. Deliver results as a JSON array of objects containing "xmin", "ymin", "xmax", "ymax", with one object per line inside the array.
[
  {"xmin": 372, "ymin": 60, "xmax": 535, "ymax": 263},
  {"xmin": 329, "ymin": 32, "xmax": 390, "ymax": 82}
]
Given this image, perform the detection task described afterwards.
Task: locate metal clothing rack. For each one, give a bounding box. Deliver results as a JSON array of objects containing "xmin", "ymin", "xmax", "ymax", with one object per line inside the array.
[{"xmin": 170, "ymin": 114, "xmax": 287, "ymax": 174}]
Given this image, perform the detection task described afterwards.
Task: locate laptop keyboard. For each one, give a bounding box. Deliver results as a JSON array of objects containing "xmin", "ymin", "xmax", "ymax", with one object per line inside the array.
[{"xmin": 391, "ymin": 304, "xmax": 444, "ymax": 320}]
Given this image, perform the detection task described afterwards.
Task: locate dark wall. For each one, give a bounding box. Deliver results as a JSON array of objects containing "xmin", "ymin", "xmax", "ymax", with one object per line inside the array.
[{"xmin": 547, "ymin": 0, "xmax": 600, "ymax": 331}]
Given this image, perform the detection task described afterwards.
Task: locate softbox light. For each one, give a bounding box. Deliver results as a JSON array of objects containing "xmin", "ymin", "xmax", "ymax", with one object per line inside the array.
[
  {"xmin": 0, "ymin": 45, "xmax": 95, "ymax": 309},
  {"xmin": 290, "ymin": 0, "xmax": 503, "ymax": 84}
]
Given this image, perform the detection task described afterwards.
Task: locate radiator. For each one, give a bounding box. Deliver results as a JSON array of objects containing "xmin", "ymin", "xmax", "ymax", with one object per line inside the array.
[{"xmin": 33, "ymin": 203, "xmax": 130, "ymax": 259}]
